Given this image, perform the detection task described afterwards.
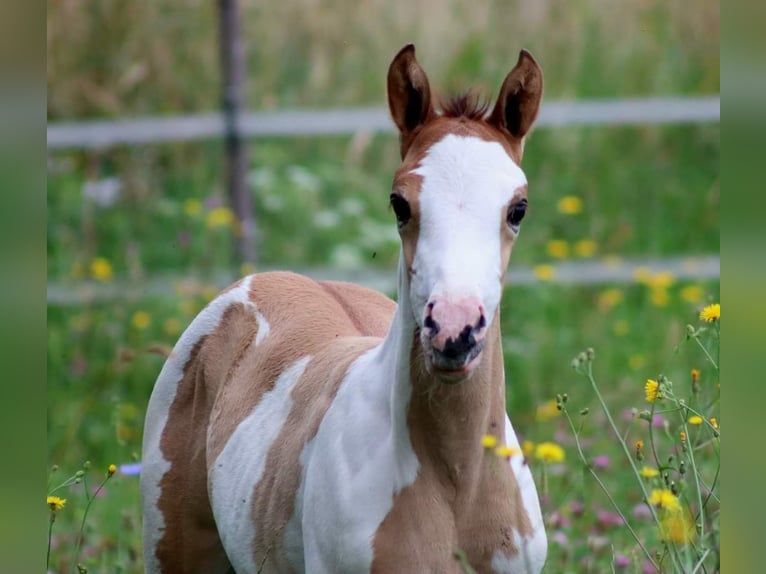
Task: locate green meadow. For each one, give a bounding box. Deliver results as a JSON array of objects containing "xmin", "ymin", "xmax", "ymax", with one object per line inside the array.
[{"xmin": 47, "ymin": 1, "xmax": 719, "ymax": 572}]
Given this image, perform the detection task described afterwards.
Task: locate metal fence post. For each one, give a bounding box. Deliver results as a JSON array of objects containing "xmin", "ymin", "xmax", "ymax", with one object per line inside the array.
[{"xmin": 219, "ymin": 0, "xmax": 257, "ymax": 265}]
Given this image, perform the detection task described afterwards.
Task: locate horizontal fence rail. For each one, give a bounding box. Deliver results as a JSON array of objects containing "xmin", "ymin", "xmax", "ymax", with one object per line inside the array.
[
  {"xmin": 47, "ymin": 95, "xmax": 720, "ymax": 150},
  {"xmin": 47, "ymin": 255, "xmax": 719, "ymax": 306}
]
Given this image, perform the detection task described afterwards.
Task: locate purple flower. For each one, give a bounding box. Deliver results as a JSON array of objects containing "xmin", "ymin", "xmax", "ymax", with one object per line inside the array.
[
  {"xmin": 632, "ymin": 503, "xmax": 653, "ymax": 521},
  {"xmin": 643, "ymin": 561, "xmax": 658, "ymax": 573},
  {"xmin": 551, "ymin": 530, "xmax": 569, "ymax": 546},
  {"xmin": 119, "ymin": 462, "xmax": 142, "ymax": 476},
  {"xmin": 596, "ymin": 510, "xmax": 624, "ymax": 527},
  {"xmin": 545, "ymin": 510, "xmax": 570, "ymax": 529},
  {"xmin": 570, "ymin": 500, "xmax": 585, "ymax": 517},
  {"xmin": 592, "ymin": 455, "xmax": 610, "ymax": 469},
  {"xmin": 615, "ymin": 554, "xmax": 631, "ymax": 568},
  {"xmin": 651, "ymin": 414, "xmax": 665, "ymax": 428}
]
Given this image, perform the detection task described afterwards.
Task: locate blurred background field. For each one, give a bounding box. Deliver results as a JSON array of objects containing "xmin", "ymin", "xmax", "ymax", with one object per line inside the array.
[{"xmin": 47, "ymin": 1, "xmax": 719, "ymax": 572}]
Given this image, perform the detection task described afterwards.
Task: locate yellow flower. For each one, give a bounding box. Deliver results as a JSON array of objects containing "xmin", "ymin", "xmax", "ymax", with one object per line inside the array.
[
  {"xmin": 481, "ymin": 434, "xmax": 498, "ymax": 449},
  {"xmin": 573, "ymin": 239, "xmax": 597, "ymax": 258},
  {"xmin": 640, "ymin": 466, "xmax": 660, "ymax": 478},
  {"xmin": 633, "ymin": 267, "xmax": 653, "ymax": 284},
  {"xmin": 699, "ymin": 303, "xmax": 720, "ymax": 323},
  {"xmin": 535, "ymin": 442, "xmax": 565, "ymax": 463},
  {"xmin": 691, "ymin": 369, "xmax": 700, "ymax": 383},
  {"xmin": 90, "ymin": 257, "xmax": 113, "ymax": 282},
  {"xmin": 131, "ymin": 311, "xmax": 152, "ymax": 330},
  {"xmin": 679, "ymin": 431, "xmax": 687, "ymax": 442},
  {"xmin": 535, "ymin": 399, "xmax": 561, "ymax": 422},
  {"xmin": 647, "ymin": 271, "xmax": 675, "ymax": 290},
  {"xmin": 556, "ymin": 196, "xmax": 583, "ymax": 215},
  {"xmin": 183, "ymin": 198, "xmax": 202, "ymax": 217},
  {"xmin": 612, "ymin": 320, "xmax": 630, "ymax": 336},
  {"xmin": 647, "ymin": 488, "xmax": 681, "ymax": 512},
  {"xmin": 649, "ymin": 288, "xmax": 669, "ymax": 308},
  {"xmin": 710, "ymin": 417, "xmax": 719, "ymax": 430},
  {"xmin": 495, "ymin": 445, "xmax": 521, "ymax": 458},
  {"xmin": 680, "ymin": 285, "xmax": 704, "ymax": 304},
  {"xmin": 522, "ymin": 440, "xmax": 535, "ymax": 456},
  {"xmin": 660, "ymin": 507, "xmax": 697, "ymax": 544},
  {"xmin": 688, "ymin": 415, "xmax": 703, "ymax": 425},
  {"xmin": 533, "ymin": 264, "xmax": 556, "ymax": 282},
  {"xmin": 635, "ymin": 440, "xmax": 644, "ymax": 451},
  {"xmin": 546, "ymin": 240, "xmax": 569, "ymax": 259},
  {"xmin": 598, "ymin": 288, "xmax": 623, "ymax": 310},
  {"xmin": 206, "ymin": 206, "xmax": 235, "ymax": 229},
  {"xmin": 47, "ymin": 496, "xmax": 67, "ymax": 512},
  {"xmin": 108, "ymin": 464, "xmax": 117, "ymax": 476},
  {"xmin": 645, "ymin": 379, "xmax": 661, "ymax": 403}
]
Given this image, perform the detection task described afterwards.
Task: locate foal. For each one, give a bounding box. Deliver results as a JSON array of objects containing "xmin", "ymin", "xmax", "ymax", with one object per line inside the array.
[{"xmin": 141, "ymin": 44, "xmax": 547, "ymax": 573}]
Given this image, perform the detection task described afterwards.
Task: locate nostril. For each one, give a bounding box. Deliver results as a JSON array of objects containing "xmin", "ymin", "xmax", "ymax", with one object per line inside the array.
[
  {"xmin": 424, "ymin": 314, "xmax": 440, "ymax": 335},
  {"xmin": 476, "ymin": 314, "xmax": 486, "ymax": 331}
]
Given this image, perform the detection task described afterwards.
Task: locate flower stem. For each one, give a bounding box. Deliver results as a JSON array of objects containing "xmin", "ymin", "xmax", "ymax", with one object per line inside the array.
[{"xmin": 46, "ymin": 512, "xmax": 54, "ymax": 571}]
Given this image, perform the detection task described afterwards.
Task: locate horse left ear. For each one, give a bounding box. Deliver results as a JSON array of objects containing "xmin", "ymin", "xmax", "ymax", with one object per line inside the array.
[{"xmin": 489, "ymin": 50, "xmax": 543, "ymax": 143}]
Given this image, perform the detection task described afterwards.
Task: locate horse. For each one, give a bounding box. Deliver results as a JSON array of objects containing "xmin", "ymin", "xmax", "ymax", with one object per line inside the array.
[{"xmin": 141, "ymin": 43, "xmax": 547, "ymax": 573}]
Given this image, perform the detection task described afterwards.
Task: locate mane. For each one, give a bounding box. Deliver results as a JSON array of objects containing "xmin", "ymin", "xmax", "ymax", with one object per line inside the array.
[{"xmin": 439, "ymin": 91, "xmax": 491, "ymax": 120}]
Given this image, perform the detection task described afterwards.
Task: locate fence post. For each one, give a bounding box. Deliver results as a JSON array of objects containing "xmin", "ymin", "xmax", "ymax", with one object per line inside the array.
[{"xmin": 218, "ymin": 0, "xmax": 257, "ymax": 265}]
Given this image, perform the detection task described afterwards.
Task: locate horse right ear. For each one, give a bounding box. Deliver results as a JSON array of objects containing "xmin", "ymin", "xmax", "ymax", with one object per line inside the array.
[{"xmin": 387, "ymin": 44, "xmax": 435, "ymax": 155}]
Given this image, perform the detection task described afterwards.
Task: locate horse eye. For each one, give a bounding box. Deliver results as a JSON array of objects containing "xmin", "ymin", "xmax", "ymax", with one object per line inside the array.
[
  {"xmin": 507, "ymin": 199, "xmax": 528, "ymax": 230},
  {"xmin": 390, "ymin": 194, "xmax": 411, "ymax": 228}
]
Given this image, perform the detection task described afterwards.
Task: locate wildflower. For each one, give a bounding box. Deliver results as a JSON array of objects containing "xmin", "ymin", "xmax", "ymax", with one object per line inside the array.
[
  {"xmin": 206, "ymin": 206, "xmax": 235, "ymax": 229},
  {"xmin": 183, "ymin": 198, "xmax": 202, "ymax": 217},
  {"xmin": 535, "ymin": 399, "xmax": 561, "ymax": 422},
  {"xmin": 691, "ymin": 369, "xmax": 700, "ymax": 393},
  {"xmin": 546, "ymin": 240, "xmax": 569, "ymax": 259},
  {"xmin": 131, "ymin": 311, "xmax": 152, "ymax": 330},
  {"xmin": 596, "ymin": 510, "xmax": 624, "ymax": 527},
  {"xmin": 688, "ymin": 415, "xmax": 703, "ymax": 425},
  {"xmin": 481, "ymin": 434, "xmax": 498, "ymax": 449},
  {"xmin": 648, "ymin": 271, "xmax": 675, "ymax": 290},
  {"xmin": 47, "ymin": 496, "xmax": 67, "ymax": 512},
  {"xmin": 649, "ymin": 288, "xmax": 669, "ymax": 308},
  {"xmin": 640, "ymin": 466, "xmax": 660, "ymax": 478},
  {"xmin": 660, "ymin": 508, "xmax": 697, "ymax": 544},
  {"xmin": 535, "ymin": 442, "xmax": 565, "ymax": 463},
  {"xmin": 635, "ymin": 440, "xmax": 644, "ymax": 450},
  {"xmin": 680, "ymin": 285, "xmax": 704, "ymax": 304},
  {"xmin": 522, "ymin": 440, "xmax": 535, "ymax": 456},
  {"xmin": 598, "ymin": 288, "xmax": 624, "ymax": 310},
  {"xmin": 710, "ymin": 417, "xmax": 719, "ymax": 430},
  {"xmin": 573, "ymin": 239, "xmax": 597, "ymax": 258},
  {"xmin": 615, "ymin": 554, "xmax": 631, "ymax": 568},
  {"xmin": 647, "ymin": 488, "xmax": 681, "ymax": 512},
  {"xmin": 592, "ymin": 455, "xmax": 610, "ymax": 469},
  {"xmin": 635, "ymin": 440, "xmax": 644, "ymax": 461},
  {"xmin": 533, "ymin": 264, "xmax": 556, "ymax": 282},
  {"xmin": 495, "ymin": 445, "xmax": 521, "ymax": 458},
  {"xmin": 699, "ymin": 303, "xmax": 720, "ymax": 323},
  {"xmin": 556, "ymin": 195, "xmax": 582, "ymax": 215},
  {"xmin": 108, "ymin": 464, "xmax": 117, "ymax": 476},
  {"xmin": 90, "ymin": 257, "xmax": 113, "ymax": 282},
  {"xmin": 633, "ymin": 267, "xmax": 653, "ymax": 284},
  {"xmin": 644, "ymin": 379, "xmax": 661, "ymax": 403},
  {"xmin": 679, "ymin": 431, "xmax": 687, "ymax": 442}
]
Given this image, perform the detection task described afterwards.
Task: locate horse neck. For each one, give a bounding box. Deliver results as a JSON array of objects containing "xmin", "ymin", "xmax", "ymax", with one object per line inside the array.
[{"xmin": 382, "ymin": 257, "xmax": 507, "ymax": 493}]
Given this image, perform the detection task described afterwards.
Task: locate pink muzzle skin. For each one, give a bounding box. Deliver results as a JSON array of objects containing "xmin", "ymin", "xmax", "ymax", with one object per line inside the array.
[{"xmin": 421, "ymin": 295, "xmax": 487, "ymax": 380}]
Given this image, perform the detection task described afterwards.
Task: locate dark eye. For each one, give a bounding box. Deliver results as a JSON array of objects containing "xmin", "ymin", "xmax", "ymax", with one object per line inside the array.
[
  {"xmin": 507, "ymin": 199, "xmax": 527, "ymax": 230},
  {"xmin": 390, "ymin": 194, "xmax": 411, "ymax": 228}
]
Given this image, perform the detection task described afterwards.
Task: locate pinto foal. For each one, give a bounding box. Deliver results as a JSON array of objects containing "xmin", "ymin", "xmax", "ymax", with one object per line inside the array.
[{"xmin": 141, "ymin": 44, "xmax": 547, "ymax": 573}]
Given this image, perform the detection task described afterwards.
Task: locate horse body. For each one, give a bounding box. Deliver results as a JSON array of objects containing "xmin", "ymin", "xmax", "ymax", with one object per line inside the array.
[{"xmin": 142, "ymin": 44, "xmax": 547, "ymax": 573}]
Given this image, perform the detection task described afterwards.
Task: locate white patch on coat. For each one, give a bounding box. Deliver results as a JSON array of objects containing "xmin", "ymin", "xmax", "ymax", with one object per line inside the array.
[
  {"xmin": 409, "ymin": 134, "xmax": 527, "ymax": 326},
  {"xmin": 140, "ymin": 276, "xmax": 256, "ymax": 573},
  {"xmin": 209, "ymin": 355, "xmax": 312, "ymax": 574},
  {"xmin": 254, "ymin": 311, "xmax": 270, "ymax": 345}
]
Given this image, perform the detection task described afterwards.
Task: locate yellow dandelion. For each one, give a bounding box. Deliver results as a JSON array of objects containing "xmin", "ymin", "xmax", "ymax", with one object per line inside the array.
[
  {"xmin": 688, "ymin": 415, "xmax": 703, "ymax": 425},
  {"xmin": 573, "ymin": 239, "xmax": 597, "ymax": 258},
  {"xmin": 183, "ymin": 198, "xmax": 202, "ymax": 217},
  {"xmin": 640, "ymin": 466, "xmax": 660, "ymax": 478},
  {"xmin": 481, "ymin": 434, "xmax": 498, "ymax": 449},
  {"xmin": 533, "ymin": 264, "xmax": 556, "ymax": 282},
  {"xmin": 131, "ymin": 311, "xmax": 152, "ymax": 330},
  {"xmin": 644, "ymin": 379, "xmax": 661, "ymax": 403},
  {"xmin": 206, "ymin": 206, "xmax": 235, "ymax": 229},
  {"xmin": 660, "ymin": 507, "xmax": 697, "ymax": 544},
  {"xmin": 680, "ymin": 285, "xmax": 704, "ymax": 304},
  {"xmin": 612, "ymin": 320, "xmax": 630, "ymax": 336},
  {"xmin": 522, "ymin": 440, "xmax": 535, "ymax": 456},
  {"xmin": 535, "ymin": 399, "xmax": 561, "ymax": 422},
  {"xmin": 546, "ymin": 240, "xmax": 569, "ymax": 259},
  {"xmin": 47, "ymin": 496, "xmax": 67, "ymax": 512},
  {"xmin": 699, "ymin": 303, "xmax": 720, "ymax": 323},
  {"xmin": 108, "ymin": 464, "xmax": 117, "ymax": 476},
  {"xmin": 495, "ymin": 445, "xmax": 521, "ymax": 458},
  {"xmin": 649, "ymin": 288, "xmax": 669, "ymax": 308},
  {"xmin": 598, "ymin": 288, "xmax": 623, "ymax": 310},
  {"xmin": 90, "ymin": 257, "xmax": 113, "ymax": 282},
  {"xmin": 534, "ymin": 442, "xmax": 565, "ymax": 463},
  {"xmin": 647, "ymin": 488, "xmax": 681, "ymax": 512},
  {"xmin": 648, "ymin": 271, "xmax": 675, "ymax": 290},
  {"xmin": 556, "ymin": 196, "xmax": 583, "ymax": 215}
]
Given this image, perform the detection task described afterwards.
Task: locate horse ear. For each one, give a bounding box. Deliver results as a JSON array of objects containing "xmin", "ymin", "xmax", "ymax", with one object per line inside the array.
[
  {"xmin": 387, "ymin": 44, "xmax": 435, "ymax": 151},
  {"xmin": 489, "ymin": 50, "xmax": 543, "ymax": 141}
]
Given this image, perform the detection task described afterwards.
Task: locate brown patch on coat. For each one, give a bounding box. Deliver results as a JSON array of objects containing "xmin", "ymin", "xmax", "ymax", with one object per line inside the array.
[
  {"xmin": 371, "ymin": 314, "xmax": 533, "ymax": 572},
  {"xmin": 154, "ymin": 301, "xmax": 259, "ymax": 573}
]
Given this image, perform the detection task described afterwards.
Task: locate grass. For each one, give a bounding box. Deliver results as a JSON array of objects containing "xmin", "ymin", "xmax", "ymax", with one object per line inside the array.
[{"xmin": 47, "ymin": 0, "xmax": 719, "ymax": 571}]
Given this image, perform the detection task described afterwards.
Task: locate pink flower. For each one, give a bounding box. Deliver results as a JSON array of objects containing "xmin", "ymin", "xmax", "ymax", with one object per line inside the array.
[
  {"xmin": 570, "ymin": 500, "xmax": 585, "ymax": 517},
  {"xmin": 592, "ymin": 455, "xmax": 610, "ymax": 469},
  {"xmin": 615, "ymin": 554, "xmax": 631, "ymax": 568},
  {"xmin": 596, "ymin": 510, "xmax": 624, "ymax": 527},
  {"xmin": 551, "ymin": 531, "xmax": 569, "ymax": 546},
  {"xmin": 632, "ymin": 503, "xmax": 653, "ymax": 522}
]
